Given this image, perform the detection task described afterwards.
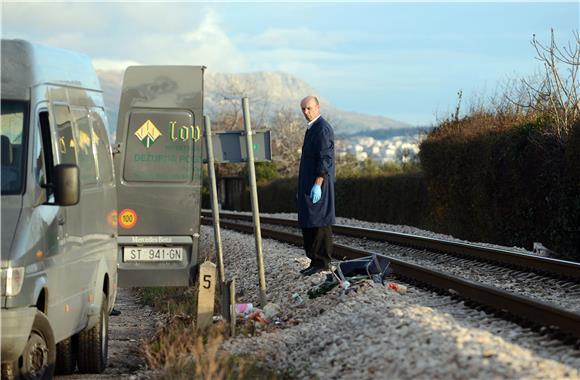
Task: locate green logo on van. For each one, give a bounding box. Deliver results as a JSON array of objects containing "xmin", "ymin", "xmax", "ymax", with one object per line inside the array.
[{"xmin": 135, "ymin": 120, "xmax": 162, "ymax": 148}]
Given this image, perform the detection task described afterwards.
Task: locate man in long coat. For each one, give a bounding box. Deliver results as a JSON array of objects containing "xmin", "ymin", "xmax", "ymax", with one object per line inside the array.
[{"xmin": 297, "ymin": 95, "xmax": 336, "ymax": 276}]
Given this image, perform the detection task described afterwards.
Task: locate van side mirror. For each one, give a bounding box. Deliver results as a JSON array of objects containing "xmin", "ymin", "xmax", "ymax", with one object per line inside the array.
[{"xmin": 54, "ymin": 164, "xmax": 80, "ymax": 206}]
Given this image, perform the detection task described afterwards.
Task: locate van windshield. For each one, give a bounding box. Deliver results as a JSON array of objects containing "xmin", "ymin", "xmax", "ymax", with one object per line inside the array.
[{"xmin": 1, "ymin": 100, "xmax": 28, "ymax": 195}]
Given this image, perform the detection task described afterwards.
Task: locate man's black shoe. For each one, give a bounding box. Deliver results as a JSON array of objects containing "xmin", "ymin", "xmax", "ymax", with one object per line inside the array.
[
  {"xmin": 301, "ymin": 266, "xmax": 329, "ymax": 276},
  {"xmin": 110, "ymin": 308, "xmax": 121, "ymax": 316}
]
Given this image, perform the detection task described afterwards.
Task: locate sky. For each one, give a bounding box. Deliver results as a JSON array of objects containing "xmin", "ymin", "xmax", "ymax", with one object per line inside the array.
[{"xmin": 1, "ymin": 1, "xmax": 579, "ymax": 126}]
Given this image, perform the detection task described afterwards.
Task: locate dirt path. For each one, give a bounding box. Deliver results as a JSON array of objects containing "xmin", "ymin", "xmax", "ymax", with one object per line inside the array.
[{"xmin": 56, "ymin": 288, "xmax": 159, "ymax": 379}]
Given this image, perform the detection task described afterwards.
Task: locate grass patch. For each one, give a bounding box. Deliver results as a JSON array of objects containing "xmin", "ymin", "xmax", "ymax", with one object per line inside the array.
[
  {"xmin": 139, "ymin": 287, "xmax": 293, "ymax": 379},
  {"xmin": 143, "ymin": 314, "xmax": 292, "ymax": 379},
  {"xmin": 140, "ymin": 286, "xmax": 198, "ymax": 315}
]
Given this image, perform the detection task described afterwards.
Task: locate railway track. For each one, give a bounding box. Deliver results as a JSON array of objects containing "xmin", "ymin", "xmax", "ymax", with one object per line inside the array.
[
  {"xmin": 202, "ymin": 210, "xmax": 580, "ymax": 282},
  {"xmin": 201, "ymin": 210, "xmax": 580, "ymax": 344},
  {"xmin": 207, "ymin": 212, "xmax": 580, "ymax": 313}
]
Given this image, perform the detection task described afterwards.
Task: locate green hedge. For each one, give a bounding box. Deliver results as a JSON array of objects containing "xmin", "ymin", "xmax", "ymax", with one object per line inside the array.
[
  {"xmin": 256, "ymin": 173, "xmax": 430, "ymax": 228},
  {"xmin": 334, "ymin": 173, "xmax": 429, "ymax": 227},
  {"xmin": 257, "ymin": 178, "xmax": 297, "ymax": 213},
  {"xmin": 419, "ymin": 122, "xmax": 579, "ymax": 260}
]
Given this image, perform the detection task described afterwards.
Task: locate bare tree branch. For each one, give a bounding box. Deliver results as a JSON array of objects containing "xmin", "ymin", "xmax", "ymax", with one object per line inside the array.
[{"xmin": 508, "ymin": 29, "xmax": 580, "ymax": 144}]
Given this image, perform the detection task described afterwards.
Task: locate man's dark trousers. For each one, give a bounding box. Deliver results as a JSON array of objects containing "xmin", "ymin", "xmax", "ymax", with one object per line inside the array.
[{"xmin": 302, "ymin": 226, "xmax": 333, "ymax": 269}]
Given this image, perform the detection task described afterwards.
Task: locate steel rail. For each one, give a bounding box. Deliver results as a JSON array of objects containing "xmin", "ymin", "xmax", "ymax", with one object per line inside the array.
[
  {"xmin": 201, "ymin": 216, "xmax": 580, "ymax": 340},
  {"xmin": 201, "ymin": 210, "xmax": 580, "ymax": 282}
]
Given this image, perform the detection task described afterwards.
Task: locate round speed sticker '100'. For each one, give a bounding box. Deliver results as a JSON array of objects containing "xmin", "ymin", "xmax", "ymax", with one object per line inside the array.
[{"xmin": 119, "ymin": 208, "xmax": 138, "ymax": 229}]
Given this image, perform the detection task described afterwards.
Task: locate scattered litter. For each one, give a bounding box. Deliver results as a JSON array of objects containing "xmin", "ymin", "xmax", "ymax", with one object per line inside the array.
[
  {"xmin": 371, "ymin": 274, "xmax": 383, "ymax": 284},
  {"xmin": 249, "ymin": 310, "xmax": 268, "ymax": 326},
  {"xmin": 233, "ymin": 302, "xmax": 283, "ymax": 331},
  {"xmin": 263, "ymin": 302, "xmax": 281, "ymax": 321},
  {"xmin": 235, "ymin": 303, "xmax": 254, "ymax": 316},
  {"xmin": 307, "ymin": 255, "xmax": 393, "ymax": 299},
  {"xmin": 292, "ymin": 292, "xmax": 304, "ymax": 305},
  {"xmin": 386, "ymin": 282, "xmax": 408, "ymax": 294},
  {"xmin": 533, "ymin": 242, "xmax": 555, "ymax": 256},
  {"xmin": 307, "ymin": 275, "xmax": 339, "ymax": 299}
]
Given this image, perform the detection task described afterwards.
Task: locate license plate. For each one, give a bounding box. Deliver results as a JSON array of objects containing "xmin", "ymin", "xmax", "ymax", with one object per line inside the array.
[{"xmin": 123, "ymin": 247, "xmax": 184, "ymax": 262}]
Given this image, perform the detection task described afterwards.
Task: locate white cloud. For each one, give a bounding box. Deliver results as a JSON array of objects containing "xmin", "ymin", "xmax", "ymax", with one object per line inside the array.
[
  {"xmin": 1, "ymin": 3, "xmax": 234, "ymax": 69},
  {"xmin": 92, "ymin": 58, "xmax": 143, "ymax": 71},
  {"xmin": 179, "ymin": 9, "xmax": 247, "ymax": 72},
  {"xmin": 1, "ymin": 3, "xmax": 106, "ymax": 34}
]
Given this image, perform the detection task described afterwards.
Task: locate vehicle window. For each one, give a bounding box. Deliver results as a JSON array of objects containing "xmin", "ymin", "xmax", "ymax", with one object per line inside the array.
[
  {"xmin": 89, "ymin": 108, "xmax": 114, "ymax": 184},
  {"xmin": 53, "ymin": 104, "xmax": 77, "ymax": 165},
  {"xmin": 123, "ymin": 110, "xmax": 197, "ymax": 182},
  {"xmin": 72, "ymin": 107, "xmax": 97, "ymax": 186},
  {"xmin": 1, "ymin": 100, "xmax": 28, "ymax": 194}
]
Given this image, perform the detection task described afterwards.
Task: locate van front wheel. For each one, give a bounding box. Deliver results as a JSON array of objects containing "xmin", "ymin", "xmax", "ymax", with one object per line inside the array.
[
  {"xmin": 20, "ymin": 310, "xmax": 56, "ymax": 380},
  {"xmin": 77, "ymin": 292, "xmax": 108, "ymax": 373}
]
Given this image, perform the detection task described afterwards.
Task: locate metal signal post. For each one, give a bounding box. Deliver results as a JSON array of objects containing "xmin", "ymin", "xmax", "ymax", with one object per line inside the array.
[{"xmin": 242, "ymin": 97, "xmax": 268, "ymax": 307}]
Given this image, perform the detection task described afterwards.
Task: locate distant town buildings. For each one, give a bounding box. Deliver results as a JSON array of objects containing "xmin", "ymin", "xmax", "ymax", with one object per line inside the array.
[{"xmin": 335, "ymin": 134, "xmax": 423, "ymax": 164}]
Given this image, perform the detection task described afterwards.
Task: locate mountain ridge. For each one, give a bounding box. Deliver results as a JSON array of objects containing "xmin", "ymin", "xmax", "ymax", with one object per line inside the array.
[{"xmin": 96, "ymin": 69, "xmax": 412, "ymax": 134}]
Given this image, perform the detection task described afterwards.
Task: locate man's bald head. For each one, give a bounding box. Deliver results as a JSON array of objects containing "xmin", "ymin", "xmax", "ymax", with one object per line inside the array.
[{"xmin": 300, "ymin": 95, "xmax": 320, "ymax": 122}]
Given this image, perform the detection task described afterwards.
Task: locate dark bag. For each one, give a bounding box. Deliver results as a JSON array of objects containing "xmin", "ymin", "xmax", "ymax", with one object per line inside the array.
[{"xmin": 335, "ymin": 254, "xmax": 392, "ymax": 283}]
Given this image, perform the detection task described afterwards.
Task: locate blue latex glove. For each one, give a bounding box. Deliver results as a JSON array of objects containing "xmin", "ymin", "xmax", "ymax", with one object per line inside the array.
[{"xmin": 310, "ymin": 184, "xmax": 322, "ymax": 204}]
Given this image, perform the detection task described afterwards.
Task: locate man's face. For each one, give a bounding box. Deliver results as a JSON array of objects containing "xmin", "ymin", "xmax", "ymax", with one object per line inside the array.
[{"xmin": 301, "ymin": 98, "xmax": 320, "ymax": 122}]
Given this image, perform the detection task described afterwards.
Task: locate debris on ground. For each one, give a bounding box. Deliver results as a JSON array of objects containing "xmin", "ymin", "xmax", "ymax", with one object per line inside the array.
[
  {"xmin": 307, "ymin": 255, "xmax": 393, "ymax": 299},
  {"xmin": 235, "ymin": 303, "xmax": 254, "ymax": 316},
  {"xmin": 386, "ymin": 282, "xmax": 408, "ymax": 294},
  {"xmin": 263, "ymin": 302, "xmax": 281, "ymax": 322}
]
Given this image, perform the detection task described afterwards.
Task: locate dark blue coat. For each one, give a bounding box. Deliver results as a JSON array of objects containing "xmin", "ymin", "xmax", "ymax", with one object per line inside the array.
[{"xmin": 297, "ymin": 116, "xmax": 336, "ymax": 228}]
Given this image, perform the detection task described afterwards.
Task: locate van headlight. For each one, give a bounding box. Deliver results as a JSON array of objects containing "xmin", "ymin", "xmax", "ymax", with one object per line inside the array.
[{"xmin": 2, "ymin": 267, "xmax": 25, "ymax": 296}]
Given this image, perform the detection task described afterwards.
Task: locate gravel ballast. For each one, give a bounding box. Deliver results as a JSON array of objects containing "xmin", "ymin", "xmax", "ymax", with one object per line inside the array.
[
  {"xmin": 219, "ymin": 213, "xmax": 580, "ymax": 312},
  {"xmin": 202, "ymin": 224, "xmax": 580, "ymax": 379}
]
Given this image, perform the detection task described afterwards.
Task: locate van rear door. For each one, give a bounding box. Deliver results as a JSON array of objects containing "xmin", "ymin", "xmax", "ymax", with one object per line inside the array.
[{"xmin": 114, "ymin": 66, "xmax": 204, "ymax": 287}]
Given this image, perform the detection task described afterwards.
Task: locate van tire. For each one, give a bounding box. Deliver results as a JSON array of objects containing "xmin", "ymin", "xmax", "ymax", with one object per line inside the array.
[
  {"xmin": 1, "ymin": 362, "xmax": 17, "ymax": 380},
  {"xmin": 55, "ymin": 335, "xmax": 77, "ymax": 374},
  {"xmin": 77, "ymin": 292, "xmax": 108, "ymax": 373},
  {"xmin": 19, "ymin": 310, "xmax": 56, "ymax": 380}
]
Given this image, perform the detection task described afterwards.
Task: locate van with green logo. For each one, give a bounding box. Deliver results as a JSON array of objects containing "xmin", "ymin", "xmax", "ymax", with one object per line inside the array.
[
  {"xmin": 1, "ymin": 39, "xmax": 117, "ymax": 379},
  {"xmin": 114, "ymin": 66, "xmax": 204, "ymax": 288}
]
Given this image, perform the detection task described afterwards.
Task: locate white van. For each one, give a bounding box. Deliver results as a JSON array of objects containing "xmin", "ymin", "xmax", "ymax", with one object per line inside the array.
[{"xmin": 1, "ymin": 39, "xmax": 117, "ymax": 379}]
